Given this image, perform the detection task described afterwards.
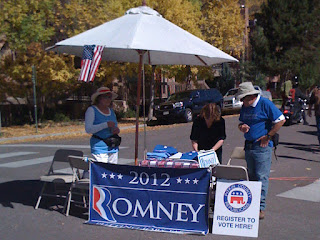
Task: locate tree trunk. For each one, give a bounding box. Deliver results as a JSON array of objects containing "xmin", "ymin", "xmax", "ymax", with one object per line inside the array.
[{"xmin": 148, "ymin": 65, "xmax": 156, "ymax": 121}]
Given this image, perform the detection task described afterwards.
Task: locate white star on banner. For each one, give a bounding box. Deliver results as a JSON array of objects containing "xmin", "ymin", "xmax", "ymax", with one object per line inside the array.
[
  {"xmin": 193, "ymin": 178, "xmax": 199, "ymax": 184},
  {"xmin": 102, "ymin": 172, "xmax": 107, "ymax": 178},
  {"xmin": 185, "ymin": 178, "xmax": 190, "ymax": 184},
  {"xmin": 109, "ymin": 173, "xmax": 115, "ymax": 179},
  {"xmin": 176, "ymin": 177, "xmax": 182, "ymax": 184},
  {"xmin": 117, "ymin": 174, "xmax": 123, "ymax": 180}
]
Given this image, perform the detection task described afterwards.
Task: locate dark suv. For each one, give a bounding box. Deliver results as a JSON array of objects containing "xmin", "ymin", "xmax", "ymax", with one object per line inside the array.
[{"xmin": 154, "ymin": 89, "xmax": 223, "ymax": 123}]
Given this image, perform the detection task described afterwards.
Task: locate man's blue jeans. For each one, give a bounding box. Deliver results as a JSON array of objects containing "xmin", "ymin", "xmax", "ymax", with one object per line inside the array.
[
  {"xmin": 316, "ymin": 115, "xmax": 320, "ymax": 145},
  {"xmin": 245, "ymin": 143, "xmax": 272, "ymax": 211}
]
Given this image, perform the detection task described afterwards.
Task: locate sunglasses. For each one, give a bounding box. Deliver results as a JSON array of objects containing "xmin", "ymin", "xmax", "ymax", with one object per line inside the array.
[
  {"xmin": 100, "ymin": 94, "xmax": 112, "ymax": 99},
  {"xmin": 240, "ymin": 95, "xmax": 255, "ymax": 102}
]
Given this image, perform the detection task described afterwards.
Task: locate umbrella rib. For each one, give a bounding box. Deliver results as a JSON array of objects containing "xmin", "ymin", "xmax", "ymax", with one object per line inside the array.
[{"xmin": 195, "ymin": 55, "xmax": 208, "ymax": 66}]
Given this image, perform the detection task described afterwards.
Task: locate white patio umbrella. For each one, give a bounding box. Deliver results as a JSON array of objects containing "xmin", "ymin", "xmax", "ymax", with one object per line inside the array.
[{"xmin": 49, "ymin": 5, "xmax": 238, "ymax": 164}]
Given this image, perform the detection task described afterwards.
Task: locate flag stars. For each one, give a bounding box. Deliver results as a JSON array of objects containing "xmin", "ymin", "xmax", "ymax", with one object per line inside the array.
[
  {"xmin": 101, "ymin": 172, "xmax": 107, "ymax": 178},
  {"xmin": 176, "ymin": 177, "xmax": 199, "ymax": 184},
  {"xmin": 176, "ymin": 177, "xmax": 183, "ymax": 184},
  {"xmin": 193, "ymin": 178, "xmax": 199, "ymax": 184},
  {"xmin": 102, "ymin": 172, "xmax": 123, "ymax": 180}
]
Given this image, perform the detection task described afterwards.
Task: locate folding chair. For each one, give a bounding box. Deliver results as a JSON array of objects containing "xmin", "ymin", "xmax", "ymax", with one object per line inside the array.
[
  {"xmin": 64, "ymin": 155, "xmax": 91, "ymax": 216},
  {"xmin": 212, "ymin": 164, "xmax": 249, "ymax": 181},
  {"xmin": 227, "ymin": 147, "xmax": 245, "ymax": 165},
  {"xmin": 209, "ymin": 163, "xmax": 249, "ymax": 218},
  {"xmin": 35, "ymin": 149, "xmax": 83, "ymax": 210}
]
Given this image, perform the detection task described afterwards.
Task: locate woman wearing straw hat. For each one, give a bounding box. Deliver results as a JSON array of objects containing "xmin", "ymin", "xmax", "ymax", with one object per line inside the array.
[
  {"xmin": 236, "ymin": 82, "xmax": 285, "ymax": 220},
  {"xmin": 85, "ymin": 87, "xmax": 120, "ymax": 163}
]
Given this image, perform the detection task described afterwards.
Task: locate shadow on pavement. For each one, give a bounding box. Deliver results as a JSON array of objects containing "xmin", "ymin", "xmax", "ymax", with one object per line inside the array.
[
  {"xmin": 0, "ymin": 180, "xmax": 88, "ymax": 219},
  {"xmin": 277, "ymin": 141, "xmax": 320, "ymax": 163},
  {"xmin": 0, "ymin": 180, "xmax": 42, "ymax": 208},
  {"xmin": 297, "ymin": 130, "xmax": 318, "ymax": 136},
  {"xmin": 277, "ymin": 155, "xmax": 320, "ymax": 163}
]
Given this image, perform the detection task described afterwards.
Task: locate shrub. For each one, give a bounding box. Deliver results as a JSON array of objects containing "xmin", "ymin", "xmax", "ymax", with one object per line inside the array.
[{"xmin": 53, "ymin": 113, "xmax": 71, "ymax": 122}]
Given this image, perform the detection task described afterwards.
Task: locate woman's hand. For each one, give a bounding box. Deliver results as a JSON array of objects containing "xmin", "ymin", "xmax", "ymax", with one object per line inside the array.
[
  {"xmin": 108, "ymin": 121, "xmax": 116, "ymax": 128},
  {"xmin": 112, "ymin": 127, "xmax": 120, "ymax": 135},
  {"xmin": 191, "ymin": 141, "xmax": 198, "ymax": 151}
]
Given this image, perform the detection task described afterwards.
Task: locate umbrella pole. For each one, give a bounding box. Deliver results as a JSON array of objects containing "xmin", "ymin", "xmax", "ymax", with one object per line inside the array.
[
  {"xmin": 135, "ymin": 50, "xmax": 146, "ymax": 165},
  {"xmin": 142, "ymin": 64, "xmax": 147, "ymax": 161}
]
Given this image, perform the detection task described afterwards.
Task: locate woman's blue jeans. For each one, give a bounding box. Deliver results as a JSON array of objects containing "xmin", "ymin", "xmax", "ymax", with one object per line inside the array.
[{"xmin": 245, "ymin": 143, "xmax": 272, "ymax": 211}]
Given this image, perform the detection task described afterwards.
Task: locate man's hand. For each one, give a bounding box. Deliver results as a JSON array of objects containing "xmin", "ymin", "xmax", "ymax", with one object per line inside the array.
[
  {"xmin": 239, "ymin": 123, "xmax": 250, "ymax": 133},
  {"xmin": 257, "ymin": 135, "xmax": 269, "ymax": 147}
]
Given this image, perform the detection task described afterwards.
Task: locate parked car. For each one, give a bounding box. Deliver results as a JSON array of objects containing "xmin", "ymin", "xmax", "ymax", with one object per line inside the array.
[
  {"xmin": 154, "ymin": 89, "xmax": 223, "ymax": 123},
  {"xmin": 222, "ymin": 85, "xmax": 272, "ymax": 113},
  {"xmin": 222, "ymin": 88, "xmax": 243, "ymax": 112}
]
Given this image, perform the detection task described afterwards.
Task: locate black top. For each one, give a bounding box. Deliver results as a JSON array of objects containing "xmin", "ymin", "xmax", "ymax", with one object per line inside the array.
[
  {"xmin": 293, "ymin": 87, "xmax": 308, "ymax": 101},
  {"xmin": 190, "ymin": 116, "xmax": 226, "ymax": 153}
]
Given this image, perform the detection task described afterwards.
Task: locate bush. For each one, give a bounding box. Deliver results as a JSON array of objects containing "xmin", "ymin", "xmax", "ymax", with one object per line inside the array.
[
  {"xmin": 53, "ymin": 113, "xmax": 71, "ymax": 122},
  {"xmin": 115, "ymin": 108, "xmax": 136, "ymax": 120}
]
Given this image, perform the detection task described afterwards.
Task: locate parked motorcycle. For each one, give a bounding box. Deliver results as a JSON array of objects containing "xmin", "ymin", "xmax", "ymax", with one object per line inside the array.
[{"xmin": 282, "ymin": 98, "xmax": 307, "ymax": 126}]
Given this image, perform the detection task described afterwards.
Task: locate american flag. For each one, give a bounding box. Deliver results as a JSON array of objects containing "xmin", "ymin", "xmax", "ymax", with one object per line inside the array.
[{"xmin": 78, "ymin": 45, "xmax": 104, "ymax": 82}]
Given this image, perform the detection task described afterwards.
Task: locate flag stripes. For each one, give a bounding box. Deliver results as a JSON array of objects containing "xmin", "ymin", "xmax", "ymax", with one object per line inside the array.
[{"xmin": 78, "ymin": 45, "xmax": 104, "ymax": 82}]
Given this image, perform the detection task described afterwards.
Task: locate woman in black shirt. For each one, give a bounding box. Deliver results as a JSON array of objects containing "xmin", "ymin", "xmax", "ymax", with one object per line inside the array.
[{"xmin": 190, "ymin": 103, "xmax": 226, "ymax": 163}]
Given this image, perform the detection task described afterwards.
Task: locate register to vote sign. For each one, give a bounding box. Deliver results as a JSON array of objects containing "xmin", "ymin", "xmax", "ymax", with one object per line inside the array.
[{"xmin": 212, "ymin": 180, "xmax": 262, "ymax": 238}]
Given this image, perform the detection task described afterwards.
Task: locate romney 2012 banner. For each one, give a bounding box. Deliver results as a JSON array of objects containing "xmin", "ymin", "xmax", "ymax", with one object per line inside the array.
[{"xmin": 87, "ymin": 162, "xmax": 211, "ymax": 234}]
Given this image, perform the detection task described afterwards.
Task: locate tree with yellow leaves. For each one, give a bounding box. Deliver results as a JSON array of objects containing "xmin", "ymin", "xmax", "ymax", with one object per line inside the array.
[
  {"xmin": 201, "ymin": 0, "xmax": 245, "ymax": 58},
  {"xmin": 0, "ymin": 43, "xmax": 77, "ymax": 122}
]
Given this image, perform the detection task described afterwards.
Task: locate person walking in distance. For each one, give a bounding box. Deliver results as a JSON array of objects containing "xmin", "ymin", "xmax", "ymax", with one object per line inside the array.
[
  {"xmin": 308, "ymin": 85, "xmax": 320, "ymax": 146},
  {"xmin": 236, "ymin": 82, "xmax": 285, "ymax": 220}
]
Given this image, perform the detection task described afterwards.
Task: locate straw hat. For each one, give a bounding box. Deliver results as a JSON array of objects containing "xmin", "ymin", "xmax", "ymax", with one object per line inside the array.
[
  {"xmin": 235, "ymin": 82, "xmax": 260, "ymax": 100},
  {"xmin": 91, "ymin": 87, "xmax": 118, "ymax": 104}
]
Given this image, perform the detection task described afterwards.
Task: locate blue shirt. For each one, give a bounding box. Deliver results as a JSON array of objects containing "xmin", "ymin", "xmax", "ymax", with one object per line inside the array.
[
  {"xmin": 239, "ymin": 96, "xmax": 283, "ymax": 147},
  {"xmin": 90, "ymin": 106, "xmax": 118, "ymax": 154}
]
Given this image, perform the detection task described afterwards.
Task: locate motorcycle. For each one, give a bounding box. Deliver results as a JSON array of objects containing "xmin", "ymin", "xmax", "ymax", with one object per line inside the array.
[{"xmin": 282, "ymin": 98, "xmax": 307, "ymax": 126}]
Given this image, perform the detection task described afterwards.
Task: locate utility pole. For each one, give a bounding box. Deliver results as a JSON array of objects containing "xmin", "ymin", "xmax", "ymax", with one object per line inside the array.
[
  {"xmin": 244, "ymin": 5, "xmax": 249, "ymax": 60},
  {"xmin": 32, "ymin": 65, "xmax": 38, "ymax": 133},
  {"xmin": 0, "ymin": 111, "xmax": 2, "ymax": 136}
]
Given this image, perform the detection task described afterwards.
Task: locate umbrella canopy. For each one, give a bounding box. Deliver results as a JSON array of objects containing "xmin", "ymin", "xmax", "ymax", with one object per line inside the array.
[
  {"xmin": 49, "ymin": 6, "xmax": 238, "ymax": 164},
  {"xmin": 50, "ymin": 6, "xmax": 238, "ymax": 66}
]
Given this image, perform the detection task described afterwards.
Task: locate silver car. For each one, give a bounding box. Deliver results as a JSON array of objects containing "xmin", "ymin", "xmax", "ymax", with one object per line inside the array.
[
  {"xmin": 222, "ymin": 86, "xmax": 272, "ymax": 112},
  {"xmin": 222, "ymin": 88, "xmax": 243, "ymax": 112}
]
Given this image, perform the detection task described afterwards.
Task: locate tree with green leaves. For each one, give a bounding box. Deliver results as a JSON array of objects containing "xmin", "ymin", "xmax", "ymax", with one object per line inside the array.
[{"xmin": 251, "ymin": 0, "xmax": 320, "ymax": 89}]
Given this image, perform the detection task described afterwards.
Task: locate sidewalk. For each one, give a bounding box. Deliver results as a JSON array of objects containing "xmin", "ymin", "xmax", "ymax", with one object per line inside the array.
[{"xmin": 0, "ymin": 124, "xmax": 144, "ymax": 143}]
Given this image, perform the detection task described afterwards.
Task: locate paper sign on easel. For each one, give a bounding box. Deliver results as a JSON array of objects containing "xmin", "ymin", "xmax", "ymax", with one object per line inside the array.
[
  {"xmin": 212, "ymin": 180, "xmax": 262, "ymax": 238},
  {"xmin": 197, "ymin": 150, "xmax": 219, "ymax": 168}
]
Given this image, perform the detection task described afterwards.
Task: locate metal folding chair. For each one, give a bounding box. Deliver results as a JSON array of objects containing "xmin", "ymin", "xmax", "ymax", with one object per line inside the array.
[
  {"xmin": 64, "ymin": 155, "xmax": 91, "ymax": 216},
  {"xmin": 208, "ymin": 148, "xmax": 248, "ymax": 219},
  {"xmin": 35, "ymin": 149, "xmax": 83, "ymax": 210},
  {"xmin": 212, "ymin": 164, "xmax": 249, "ymax": 181},
  {"xmin": 227, "ymin": 147, "xmax": 246, "ymax": 165}
]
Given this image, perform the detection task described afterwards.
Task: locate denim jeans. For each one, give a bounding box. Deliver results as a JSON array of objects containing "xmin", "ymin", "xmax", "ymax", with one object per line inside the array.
[
  {"xmin": 316, "ymin": 116, "xmax": 320, "ymax": 145},
  {"xmin": 245, "ymin": 142, "xmax": 272, "ymax": 211}
]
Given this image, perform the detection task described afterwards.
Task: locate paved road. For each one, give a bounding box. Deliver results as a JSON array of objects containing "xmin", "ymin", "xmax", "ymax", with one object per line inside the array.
[{"xmin": 0, "ymin": 115, "xmax": 319, "ymax": 240}]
